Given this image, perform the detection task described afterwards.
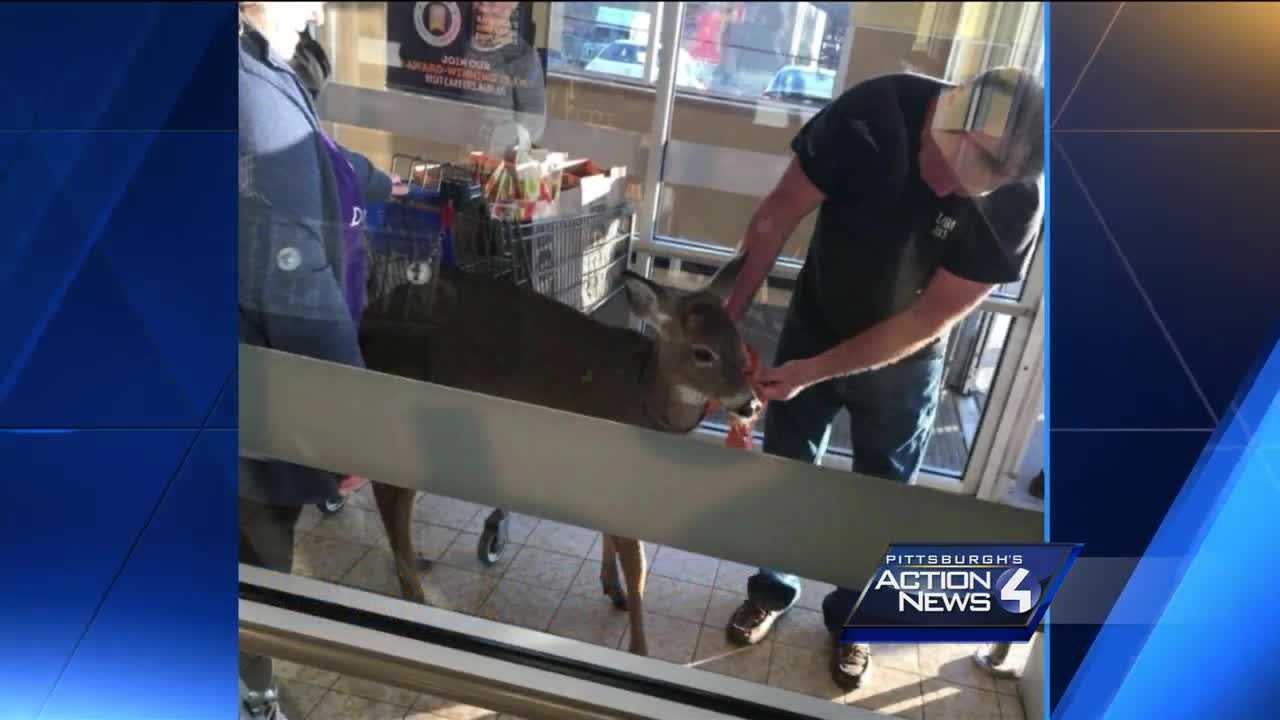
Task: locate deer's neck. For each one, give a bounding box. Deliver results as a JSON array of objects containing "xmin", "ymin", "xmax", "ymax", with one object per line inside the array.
[{"xmin": 641, "ymin": 344, "xmax": 708, "ymax": 434}]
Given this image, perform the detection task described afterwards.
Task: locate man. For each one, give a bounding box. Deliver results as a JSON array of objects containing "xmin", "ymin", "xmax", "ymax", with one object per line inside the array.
[
  {"xmin": 464, "ymin": 1, "xmax": 548, "ymax": 158},
  {"xmin": 238, "ymin": 3, "xmax": 402, "ymax": 718},
  {"xmin": 721, "ymin": 66, "xmax": 1044, "ymax": 690}
]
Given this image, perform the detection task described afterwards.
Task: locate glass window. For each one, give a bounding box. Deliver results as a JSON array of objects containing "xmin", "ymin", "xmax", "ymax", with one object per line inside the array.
[
  {"xmin": 548, "ymin": 2, "xmax": 653, "ymax": 76},
  {"xmin": 238, "ymin": 4, "xmax": 1045, "ymax": 719},
  {"xmin": 548, "ymin": 3, "xmax": 845, "ymax": 107},
  {"xmin": 762, "ymin": 66, "xmax": 837, "ymax": 106},
  {"xmin": 678, "ymin": 2, "xmax": 842, "ymax": 104},
  {"xmin": 653, "ymin": 1, "xmax": 1044, "ymax": 483}
]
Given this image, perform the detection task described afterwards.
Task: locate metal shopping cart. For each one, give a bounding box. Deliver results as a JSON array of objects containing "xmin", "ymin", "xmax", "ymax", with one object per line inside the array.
[
  {"xmin": 315, "ymin": 159, "xmax": 475, "ymax": 517},
  {"xmin": 356, "ymin": 154, "xmax": 636, "ymax": 565}
]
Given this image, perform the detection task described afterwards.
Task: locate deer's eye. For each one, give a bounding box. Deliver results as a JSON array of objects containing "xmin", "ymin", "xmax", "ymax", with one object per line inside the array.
[{"xmin": 692, "ymin": 346, "xmax": 718, "ymax": 365}]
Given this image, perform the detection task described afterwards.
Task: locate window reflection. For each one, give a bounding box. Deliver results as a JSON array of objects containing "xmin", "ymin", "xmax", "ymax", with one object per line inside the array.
[
  {"xmin": 240, "ymin": 4, "xmax": 1044, "ymax": 718},
  {"xmin": 244, "ymin": 654, "xmax": 522, "ymax": 719}
]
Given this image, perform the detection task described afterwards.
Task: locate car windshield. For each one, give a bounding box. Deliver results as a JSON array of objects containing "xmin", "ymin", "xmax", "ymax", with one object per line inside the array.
[
  {"xmin": 601, "ymin": 43, "xmax": 640, "ymax": 64},
  {"xmin": 769, "ymin": 69, "xmax": 834, "ymax": 99},
  {"xmin": 811, "ymin": 73, "xmax": 835, "ymax": 98}
]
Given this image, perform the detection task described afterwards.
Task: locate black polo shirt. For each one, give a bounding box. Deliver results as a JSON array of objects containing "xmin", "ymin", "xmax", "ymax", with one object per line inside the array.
[{"xmin": 790, "ymin": 73, "xmax": 1042, "ymax": 357}]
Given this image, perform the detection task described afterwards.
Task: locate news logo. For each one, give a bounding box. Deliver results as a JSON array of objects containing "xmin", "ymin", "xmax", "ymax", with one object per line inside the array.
[
  {"xmin": 841, "ymin": 543, "xmax": 1080, "ymax": 644},
  {"xmin": 996, "ymin": 567, "xmax": 1040, "ymax": 614}
]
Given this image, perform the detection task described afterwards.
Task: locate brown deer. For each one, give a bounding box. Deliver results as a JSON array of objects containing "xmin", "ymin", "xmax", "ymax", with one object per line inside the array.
[{"xmin": 357, "ymin": 255, "xmax": 760, "ymax": 656}]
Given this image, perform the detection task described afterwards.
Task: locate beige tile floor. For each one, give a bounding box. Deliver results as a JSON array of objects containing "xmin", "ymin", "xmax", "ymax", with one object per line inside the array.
[{"xmin": 270, "ymin": 488, "xmax": 1032, "ymax": 719}]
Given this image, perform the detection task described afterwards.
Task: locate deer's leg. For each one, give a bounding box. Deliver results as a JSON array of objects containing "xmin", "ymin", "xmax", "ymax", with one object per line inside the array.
[
  {"xmin": 372, "ymin": 481, "xmax": 426, "ymax": 604},
  {"xmin": 599, "ymin": 534, "xmax": 626, "ymax": 610},
  {"xmin": 613, "ymin": 537, "xmax": 648, "ymax": 656}
]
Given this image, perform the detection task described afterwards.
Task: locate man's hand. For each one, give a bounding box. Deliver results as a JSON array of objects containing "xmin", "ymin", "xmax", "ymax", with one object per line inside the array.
[
  {"xmin": 390, "ymin": 174, "xmax": 410, "ymax": 197},
  {"xmin": 757, "ymin": 358, "xmax": 821, "ymax": 402}
]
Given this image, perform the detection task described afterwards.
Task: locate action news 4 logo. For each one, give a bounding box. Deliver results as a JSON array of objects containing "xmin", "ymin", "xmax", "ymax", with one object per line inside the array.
[{"xmin": 841, "ymin": 543, "xmax": 1081, "ymax": 644}]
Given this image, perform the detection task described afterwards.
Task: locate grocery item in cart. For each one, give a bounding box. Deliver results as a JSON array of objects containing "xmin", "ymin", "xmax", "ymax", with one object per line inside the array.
[
  {"xmin": 557, "ymin": 163, "xmax": 628, "ymax": 216},
  {"xmin": 484, "ymin": 147, "xmax": 561, "ymax": 222}
]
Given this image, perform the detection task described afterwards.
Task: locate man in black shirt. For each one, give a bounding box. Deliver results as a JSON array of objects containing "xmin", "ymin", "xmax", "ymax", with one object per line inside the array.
[{"xmin": 721, "ymin": 67, "xmax": 1044, "ymax": 689}]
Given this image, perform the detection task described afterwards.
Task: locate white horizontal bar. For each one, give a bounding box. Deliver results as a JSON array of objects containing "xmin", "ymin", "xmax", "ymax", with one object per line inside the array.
[
  {"xmin": 663, "ymin": 139, "xmax": 789, "ymax": 198},
  {"xmin": 240, "ymin": 565, "xmax": 875, "ymax": 720},
  {"xmin": 544, "ymin": 69, "xmax": 822, "ymax": 118},
  {"xmin": 239, "ymin": 345, "xmax": 1040, "ymax": 591},
  {"xmin": 318, "ymin": 81, "xmax": 808, "ymax": 202},
  {"xmin": 634, "ymin": 237, "xmax": 801, "ymax": 278},
  {"xmin": 319, "ymin": 82, "xmax": 643, "ymax": 173},
  {"xmin": 634, "ymin": 238, "xmax": 1035, "ymax": 318}
]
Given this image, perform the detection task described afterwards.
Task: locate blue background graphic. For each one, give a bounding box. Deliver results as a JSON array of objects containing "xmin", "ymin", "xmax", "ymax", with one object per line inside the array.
[
  {"xmin": 1048, "ymin": 3, "xmax": 1280, "ymax": 718},
  {"xmin": 0, "ymin": 4, "xmax": 236, "ymax": 720}
]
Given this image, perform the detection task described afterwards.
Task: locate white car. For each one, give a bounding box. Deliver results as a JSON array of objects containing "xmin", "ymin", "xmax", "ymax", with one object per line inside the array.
[
  {"xmin": 584, "ymin": 40, "xmax": 705, "ymax": 89},
  {"xmin": 762, "ymin": 65, "xmax": 837, "ymax": 107}
]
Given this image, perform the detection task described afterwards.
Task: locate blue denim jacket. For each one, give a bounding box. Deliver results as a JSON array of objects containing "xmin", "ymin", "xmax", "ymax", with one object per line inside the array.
[{"xmin": 238, "ymin": 26, "xmax": 389, "ymax": 505}]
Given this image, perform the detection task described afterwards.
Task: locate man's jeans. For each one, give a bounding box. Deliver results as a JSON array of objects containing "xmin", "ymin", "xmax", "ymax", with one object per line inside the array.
[{"xmin": 747, "ymin": 308, "xmax": 943, "ymax": 636}]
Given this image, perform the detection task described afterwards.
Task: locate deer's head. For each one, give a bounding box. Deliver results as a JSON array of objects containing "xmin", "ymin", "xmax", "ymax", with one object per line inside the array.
[{"xmin": 622, "ymin": 255, "xmax": 762, "ymax": 420}]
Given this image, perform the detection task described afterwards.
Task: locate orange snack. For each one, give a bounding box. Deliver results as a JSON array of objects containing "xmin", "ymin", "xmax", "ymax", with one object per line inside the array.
[{"xmin": 707, "ymin": 343, "xmax": 765, "ymax": 450}]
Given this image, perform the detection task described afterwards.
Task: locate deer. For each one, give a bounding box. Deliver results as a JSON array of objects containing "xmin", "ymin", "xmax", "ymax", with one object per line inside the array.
[{"xmin": 356, "ymin": 255, "xmax": 760, "ymax": 656}]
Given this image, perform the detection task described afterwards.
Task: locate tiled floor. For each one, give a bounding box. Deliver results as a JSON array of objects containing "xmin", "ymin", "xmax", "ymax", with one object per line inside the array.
[{"xmin": 256, "ymin": 489, "xmax": 1033, "ymax": 719}]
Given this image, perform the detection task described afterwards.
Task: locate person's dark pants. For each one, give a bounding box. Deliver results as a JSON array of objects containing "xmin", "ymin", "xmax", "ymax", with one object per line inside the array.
[
  {"xmin": 746, "ymin": 308, "xmax": 943, "ymax": 638},
  {"xmin": 239, "ymin": 499, "xmax": 304, "ymax": 701}
]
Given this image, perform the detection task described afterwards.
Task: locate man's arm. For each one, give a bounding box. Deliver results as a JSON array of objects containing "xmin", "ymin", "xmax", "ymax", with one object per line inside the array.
[
  {"xmin": 724, "ymin": 158, "xmax": 824, "ymax": 322},
  {"xmin": 758, "ymin": 269, "xmax": 995, "ymax": 400},
  {"xmin": 813, "ymin": 269, "xmax": 992, "ymax": 380}
]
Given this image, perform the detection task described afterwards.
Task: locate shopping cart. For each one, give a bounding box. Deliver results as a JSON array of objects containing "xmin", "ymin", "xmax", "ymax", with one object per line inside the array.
[
  {"xmin": 317, "ymin": 159, "xmax": 476, "ymax": 517},
  {"xmin": 362, "ymin": 154, "xmax": 636, "ymax": 565}
]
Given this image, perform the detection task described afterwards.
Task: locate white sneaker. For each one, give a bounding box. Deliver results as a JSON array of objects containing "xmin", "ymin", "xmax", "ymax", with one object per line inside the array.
[{"xmin": 242, "ymin": 687, "xmax": 289, "ymax": 720}]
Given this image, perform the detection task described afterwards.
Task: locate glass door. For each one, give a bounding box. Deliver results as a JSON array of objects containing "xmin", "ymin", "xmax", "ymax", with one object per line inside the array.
[{"xmin": 640, "ymin": 2, "xmax": 1046, "ymax": 495}]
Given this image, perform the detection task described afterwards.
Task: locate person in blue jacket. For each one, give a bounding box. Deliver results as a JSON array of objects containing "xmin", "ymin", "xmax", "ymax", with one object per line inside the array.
[{"xmin": 236, "ymin": 4, "xmax": 403, "ymax": 718}]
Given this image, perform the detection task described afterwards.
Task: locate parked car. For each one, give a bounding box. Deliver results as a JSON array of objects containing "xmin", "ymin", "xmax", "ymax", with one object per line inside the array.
[
  {"xmin": 584, "ymin": 40, "xmax": 705, "ymax": 89},
  {"xmin": 578, "ymin": 24, "xmax": 631, "ymax": 67},
  {"xmin": 761, "ymin": 65, "xmax": 837, "ymax": 106}
]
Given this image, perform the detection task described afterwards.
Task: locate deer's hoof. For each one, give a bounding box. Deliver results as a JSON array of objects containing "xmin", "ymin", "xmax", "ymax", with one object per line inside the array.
[
  {"xmin": 399, "ymin": 569, "xmax": 428, "ymax": 605},
  {"xmin": 602, "ymin": 581, "xmax": 628, "ymax": 610},
  {"xmin": 402, "ymin": 586, "xmax": 427, "ymax": 605}
]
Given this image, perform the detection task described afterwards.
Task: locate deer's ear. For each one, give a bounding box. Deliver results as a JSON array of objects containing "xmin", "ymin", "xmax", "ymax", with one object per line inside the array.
[
  {"xmin": 623, "ymin": 270, "xmax": 672, "ymax": 326},
  {"xmin": 705, "ymin": 253, "xmax": 746, "ymax": 302}
]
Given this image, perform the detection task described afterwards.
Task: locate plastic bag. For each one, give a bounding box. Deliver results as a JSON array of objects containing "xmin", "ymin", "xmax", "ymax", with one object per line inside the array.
[{"xmin": 485, "ymin": 147, "xmax": 563, "ymax": 222}]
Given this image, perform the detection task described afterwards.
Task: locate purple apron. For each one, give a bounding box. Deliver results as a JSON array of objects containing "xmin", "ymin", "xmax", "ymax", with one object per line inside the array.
[{"xmin": 317, "ymin": 131, "xmax": 367, "ymax": 326}]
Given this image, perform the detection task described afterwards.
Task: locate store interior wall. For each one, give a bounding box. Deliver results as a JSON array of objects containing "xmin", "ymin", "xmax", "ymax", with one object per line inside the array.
[{"xmin": 321, "ymin": 2, "xmax": 1033, "ymax": 258}]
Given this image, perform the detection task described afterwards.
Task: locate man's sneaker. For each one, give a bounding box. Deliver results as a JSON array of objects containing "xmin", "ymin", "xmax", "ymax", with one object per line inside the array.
[
  {"xmin": 832, "ymin": 642, "xmax": 873, "ymax": 690},
  {"xmin": 727, "ymin": 599, "xmax": 784, "ymax": 645}
]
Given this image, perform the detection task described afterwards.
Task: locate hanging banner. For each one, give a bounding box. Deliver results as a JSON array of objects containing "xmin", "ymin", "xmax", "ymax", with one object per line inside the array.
[{"xmin": 386, "ymin": 1, "xmax": 544, "ymax": 109}]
